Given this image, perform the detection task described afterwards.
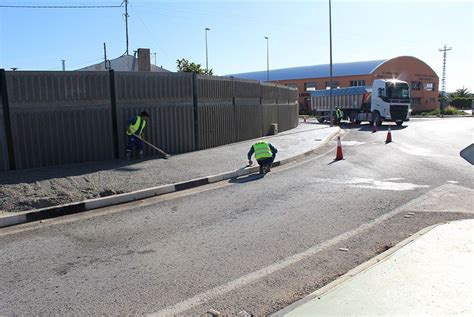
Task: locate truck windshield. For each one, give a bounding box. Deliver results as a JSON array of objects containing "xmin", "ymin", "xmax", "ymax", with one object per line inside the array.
[{"xmin": 386, "ymin": 83, "xmax": 410, "ymax": 100}]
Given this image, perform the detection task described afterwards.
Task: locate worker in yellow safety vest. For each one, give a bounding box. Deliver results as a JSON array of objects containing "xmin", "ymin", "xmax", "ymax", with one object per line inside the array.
[
  {"xmin": 125, "ymin": 111, "xmax": 150, "ymax": 160},
  {"xmin": 335, "ymin": 106, "xmax": 343, "ymax": 125},
  {"xmin": 248, "ymin": 141, "xmax": 278, "ymax": 174}
]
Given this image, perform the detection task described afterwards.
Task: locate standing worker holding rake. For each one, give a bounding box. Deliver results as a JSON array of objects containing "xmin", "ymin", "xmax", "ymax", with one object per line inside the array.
[{"xmin": 125, "ymin": 111, "xmax": 149, "ymax": 160}]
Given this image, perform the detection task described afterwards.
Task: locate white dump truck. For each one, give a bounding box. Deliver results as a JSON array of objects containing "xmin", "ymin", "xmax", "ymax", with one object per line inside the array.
[{"xmin": 311, "ymin": 79, "xmax": 411, "ymax": 126}]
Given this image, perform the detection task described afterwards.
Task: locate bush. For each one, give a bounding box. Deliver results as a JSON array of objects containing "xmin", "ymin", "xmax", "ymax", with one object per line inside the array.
[
  {"xmin": 450, "ymin": 97, "xmax": 473, "ymax": 109},
  {"xmin": 443, "ymin": 105, "xmax": 461, "ymax": 115},
  {"xmin": 411, "ymin": 106, "xmax": 465, "ymax": 116},
  {"xmin": 411, "ymin": 109, "xmax": 439, "ymax": 116}
]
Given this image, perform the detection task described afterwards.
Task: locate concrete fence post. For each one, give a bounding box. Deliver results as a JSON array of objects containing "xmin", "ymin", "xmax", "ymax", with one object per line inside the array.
[
  {"xmin": 108, "ymin": 69, "xmax": 120, "ymax": 159},
  {"xmin": 192, "ymin": 72, "xmax": 199, "ymax": 150},
  {"xmin": 232, "ymin": 76, "xmax": 237, "ymax": 142},
  {"xmin": 0, "ymin": 69, "xmax": 15, "ymax": 170}
]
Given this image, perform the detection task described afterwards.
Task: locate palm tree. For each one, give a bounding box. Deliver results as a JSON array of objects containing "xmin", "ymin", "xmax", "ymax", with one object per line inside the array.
[{"xmin": 451, "ymin": 87, "xmax": 471, "ymax": 98}]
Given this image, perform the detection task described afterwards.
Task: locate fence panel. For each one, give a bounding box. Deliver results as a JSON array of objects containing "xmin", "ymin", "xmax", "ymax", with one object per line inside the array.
[
  {"xmin": 234, "ymin": 78, "xmax": 261, "ymax": 99},
  {"xmin": 197, "ymin": 101, "xmax": 235, "ymax": 150},
  {"xmin": 115, "ymin": 72, "xmax": 195, "ymax": 156},
  {"xmin": 278, "ymin": 102, "xmax": 299, "ymax": 132},
  {"xmin": 234, "ymin": 98, "xmax": 262, "ymax": 142},
  {"xmin": 6, "ymin": 71, "xmax": 114, "ymax": 169},
  {"xmin": 196, "ymin": 75, "xmax": 235, "ymax": 149}
]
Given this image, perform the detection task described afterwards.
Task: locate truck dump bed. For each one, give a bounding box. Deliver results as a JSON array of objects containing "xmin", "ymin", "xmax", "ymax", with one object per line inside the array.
[{"xmin": 311, "ymin": 86, "xmax": 368, "ymax": 111}]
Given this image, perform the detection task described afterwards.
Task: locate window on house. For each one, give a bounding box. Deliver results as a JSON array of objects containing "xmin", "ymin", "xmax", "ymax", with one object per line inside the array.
[
  {"xmin": 325, "ymin": 81, "xmax": 339, "ymax": 89},
  {"xmin": 411, "ymin": 81, "xmax": 422, "ymax": 91},
  {"xmin": 350, "ymin": 80, "xmax": 366, "ymax": 87},
  {"xmin": 304, "ymin": 82, "xmax": 317, "ymax": 91},
  {"xmin": 424, "ymin": 83, "xmax": 434, "ymax": 91},
  {"xmin": 287, "ymin": 83, "xmax": 297, "ymax": 89},
  {"xmin": 411, "ymin": 97, "xmax": 421, "ymax": 106}
]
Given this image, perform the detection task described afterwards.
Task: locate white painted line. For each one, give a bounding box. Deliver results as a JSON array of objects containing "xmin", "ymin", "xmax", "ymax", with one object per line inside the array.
[
  {"xmin": 207, "ymin": 174, "xmax": 225, "ymax": 183},
  {"xmin": 84, "ymin": 185, "xmax": 176, "ymax": 210},
  {"xmin": 153, "ymin": 185, "xmax": 176, "ymax": 196},
  {"xmin": 0, "ymin": 214, "xmax": 27, "ymax": 227},
  {"xmin": 148, "ymin": 189, "xmax": 427, "ymax": 317},
  {"xmin": 236, "ymin": 168, "xmax": 252, "ymax": 177}
]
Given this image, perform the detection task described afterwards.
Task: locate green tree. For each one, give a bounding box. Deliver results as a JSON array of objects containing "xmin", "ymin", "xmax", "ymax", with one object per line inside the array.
[{"xmin": 176, "ymin": 58, "xmax": 213, "ymax": 75}]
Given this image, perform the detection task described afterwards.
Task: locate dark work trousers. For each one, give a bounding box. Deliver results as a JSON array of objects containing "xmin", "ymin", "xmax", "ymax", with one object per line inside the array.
[
  {"xmin": 257, "ymin": 156, "xmax": 275, "ymax": 173},
  {"xmin": 126, "ymin": 135, "xmax": 144, "ymax": 151}
]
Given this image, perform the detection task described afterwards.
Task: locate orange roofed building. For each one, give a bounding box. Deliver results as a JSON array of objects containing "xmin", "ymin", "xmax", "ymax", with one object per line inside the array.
[{"xmin": 230, "ymin": 56, "xmax": 439, "ymax": 112}]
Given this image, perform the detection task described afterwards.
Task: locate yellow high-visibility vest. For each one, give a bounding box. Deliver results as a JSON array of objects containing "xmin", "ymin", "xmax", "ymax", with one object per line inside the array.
[
  {"xmin": 253, "ymin": 142, "xmax": 272, "ymax": 160},
  {"xmin": 127, "ymin": 116, "xmax": 146, "ymax": 136}
]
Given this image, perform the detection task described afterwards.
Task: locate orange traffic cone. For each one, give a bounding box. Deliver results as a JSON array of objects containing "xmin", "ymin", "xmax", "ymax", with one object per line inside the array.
[
  {"xmin": 335, "ymin": 136, "xmax": 343, "ymax": 160},
  {"xmin": 372, "ymin": 121, "xmax": 377, "ymax": 133},
  {"xmin": 385, "ymin": 127, "xmax": 392, "ymax": 143}
]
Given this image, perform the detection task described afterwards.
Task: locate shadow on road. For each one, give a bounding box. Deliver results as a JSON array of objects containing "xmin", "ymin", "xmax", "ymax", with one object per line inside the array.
[
  {"xmin": 327, "ymin": 159, "xmax": 343, "ymax": 165},
  {"xmin": 228, "ymin": 173, "xmax": 266, "ymax": 184},
  {"xmin": 338, "ymin": 122, "xmax": 408, "ymax": 132}
]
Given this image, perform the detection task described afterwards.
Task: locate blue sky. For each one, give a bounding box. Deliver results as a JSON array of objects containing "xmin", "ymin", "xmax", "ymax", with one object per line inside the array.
[{"xmin": 1, "ymin": 0, "xmax": 472, "ymax": 92}]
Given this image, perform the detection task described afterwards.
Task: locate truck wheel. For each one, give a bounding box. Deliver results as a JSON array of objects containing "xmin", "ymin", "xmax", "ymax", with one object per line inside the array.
[
  {"xmin": 318, "ymin": 117, "xmax": 325, "ymax": 123},
  {"xmin": 350, "ymin": 112, "xmax": 357, "ymax": 124},
  {"xmin": 373, "ymin": 111, "xmax": 382, "ymax": 126},
  {"xmin": 396, "ymin": 121, "xmax": 403, "ymax": 126}
]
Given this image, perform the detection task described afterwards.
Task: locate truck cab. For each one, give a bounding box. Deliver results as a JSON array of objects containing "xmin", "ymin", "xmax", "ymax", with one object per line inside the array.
[{"xmin": 372, "ymin": 79, "xmax": 411, "ymax": 126}]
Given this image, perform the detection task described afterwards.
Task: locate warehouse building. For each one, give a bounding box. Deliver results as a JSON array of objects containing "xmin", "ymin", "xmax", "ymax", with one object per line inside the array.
[{"xmin": 230, "ymin": 56, "xmax": 439, "ymax": 112}]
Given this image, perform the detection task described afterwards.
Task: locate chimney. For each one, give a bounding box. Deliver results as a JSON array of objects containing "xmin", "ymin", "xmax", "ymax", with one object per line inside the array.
[{"xmin": 137, "ymin": 48, "xmax": 151, "ymax": 72}]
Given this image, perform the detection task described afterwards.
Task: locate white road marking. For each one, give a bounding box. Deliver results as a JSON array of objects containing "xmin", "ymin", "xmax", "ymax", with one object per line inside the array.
[
  {"xmin": 396, "ymin": 144, "xmax": 433, "ymax": 157},
  {"xmin": 311, "ymin": 177, "xmax": 429, "ymax": 191},
  {"xmin": 148, "ymin": 184, "xmax": 438, "ymax": 317},
  {"xmin": 446, "ymin": 180, "xmax": 459, "ymax": 184},
  {"xmin": 341, "ymin": 141, "xmax": 366, "ymax": 146}
]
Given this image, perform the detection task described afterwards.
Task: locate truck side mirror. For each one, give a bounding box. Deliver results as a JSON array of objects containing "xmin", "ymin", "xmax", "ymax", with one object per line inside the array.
[{"xmin": 378, "ymin": 88, "xmax": 384, "ymax": 97}]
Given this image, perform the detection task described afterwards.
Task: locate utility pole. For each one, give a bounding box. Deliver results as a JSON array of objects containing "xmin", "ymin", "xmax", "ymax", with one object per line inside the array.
[
  {"xmin": 62, "ymin": 60, "xmax": 66, "ymax": 71},
  {"xmin": 438, "ymin": 44, "xmax": 452, "ymax": 112},
  {"xmin": 124, "ymin": 0, "xmax": 129, "ymax": 55},
  {"xmin": 328, "ymin": 0, "xmax": 334, "ymax": 127},
  {"xmin": 103, "ymin": 42, "xmax": 108, "ymax": 69}
]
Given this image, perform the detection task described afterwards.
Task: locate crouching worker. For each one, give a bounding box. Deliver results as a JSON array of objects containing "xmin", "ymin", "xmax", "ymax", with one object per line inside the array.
[
  {"xmin": 248, "ymin": 141, "xmax": 278, "ymax": 174},
  {"xmin": 125, "ymin": 111, "xmax": 150, "ymax": 160}
]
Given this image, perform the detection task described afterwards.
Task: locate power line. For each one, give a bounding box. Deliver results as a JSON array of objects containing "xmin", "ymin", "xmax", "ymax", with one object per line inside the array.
[{"xmin": 0, "ymin": 3, "xmax": 123, "ymax": 9}]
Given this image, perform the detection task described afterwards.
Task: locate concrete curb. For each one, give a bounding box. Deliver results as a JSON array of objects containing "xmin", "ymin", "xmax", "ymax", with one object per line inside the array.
[
  {"xmin": 0, "ymin": 129, "xmax": 340, "ymax": 228},
  {"xmin": 271, "ymin": 223, "xmax": 442, "ymax": 316}
]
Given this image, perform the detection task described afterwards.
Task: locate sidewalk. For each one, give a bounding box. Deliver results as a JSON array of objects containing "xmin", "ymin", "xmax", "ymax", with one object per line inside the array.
[
  {"xmin": 0, "ymin": 122, "xmax": 339, "ymax": 216},
  {"xmin": 275, "ymin": 219, "xmax": 474, "ymax": 316}
]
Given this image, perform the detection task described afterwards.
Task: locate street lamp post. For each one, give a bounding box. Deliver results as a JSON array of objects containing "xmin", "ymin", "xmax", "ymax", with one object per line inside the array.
[
  {"xmin": 264, "ymin": 36, "xmax": 269, "ymax": 81},
  {"xmin": 328, "ymin": 0, "xmax": 334, "ymax": 127},
  {"xmin": 205, "ymin": 28, "xmax": 210, "ymax": 71}
]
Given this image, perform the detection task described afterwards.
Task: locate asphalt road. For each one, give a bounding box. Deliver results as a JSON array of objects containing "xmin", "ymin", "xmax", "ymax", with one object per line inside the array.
[{"xmin": 1, "ymin": 117, "xmax": 473, "ymax": 316}]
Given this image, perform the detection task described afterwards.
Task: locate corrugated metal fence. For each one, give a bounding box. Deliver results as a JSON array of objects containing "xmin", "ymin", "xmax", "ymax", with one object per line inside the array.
[{"xmin": 0, "ymin": 69, "xmax": 298, "ymax": 171}]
